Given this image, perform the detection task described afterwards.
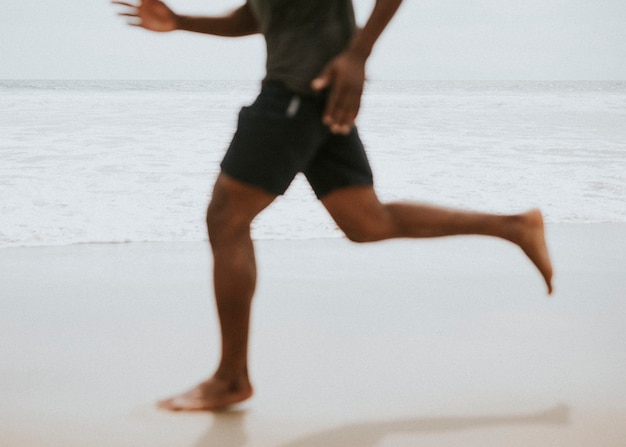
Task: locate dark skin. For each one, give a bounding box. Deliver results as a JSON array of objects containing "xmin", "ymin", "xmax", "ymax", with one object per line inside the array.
[
  {"xmin": 113, "ymin": 0, "xmax": 553, "ymax": 412},
  {"xmin": 113, "ymin": 0, "xmax": 404, "ymax": 134}
]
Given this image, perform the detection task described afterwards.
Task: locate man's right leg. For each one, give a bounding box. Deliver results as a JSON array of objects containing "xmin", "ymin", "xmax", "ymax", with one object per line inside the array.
[{"xmin": 158, "ymin": 174, "xmax": 276, "ymax": 411}]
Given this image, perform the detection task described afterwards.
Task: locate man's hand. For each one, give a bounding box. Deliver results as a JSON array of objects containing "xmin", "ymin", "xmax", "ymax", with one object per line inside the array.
[
  {"xmin": 312, "ymin": 0, "xmax": 403, "ymax": 134},
  {"xmin": 112, "ymin": 0, "xmax": 178, "ymax": 32},
  {"xmin": 311, "ymin": 51, "xmax": 367, "ymax": 135}
]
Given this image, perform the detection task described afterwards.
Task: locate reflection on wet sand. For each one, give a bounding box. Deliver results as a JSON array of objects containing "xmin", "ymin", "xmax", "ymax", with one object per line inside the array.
[{"xmin": 194, "ymin": 404, "xmax": 569, "ymax": 447}]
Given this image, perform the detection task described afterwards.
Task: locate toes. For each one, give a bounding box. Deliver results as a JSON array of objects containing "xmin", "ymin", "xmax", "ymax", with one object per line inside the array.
[{"xmin": 157, "ymin": 396, "xmax": 210, "ymax": 411}]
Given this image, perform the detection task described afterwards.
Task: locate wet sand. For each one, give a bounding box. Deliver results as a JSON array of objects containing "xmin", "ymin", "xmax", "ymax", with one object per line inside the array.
[{"xmin": 1, "ymin": 224, "xmax": 625, "ymax": 446}]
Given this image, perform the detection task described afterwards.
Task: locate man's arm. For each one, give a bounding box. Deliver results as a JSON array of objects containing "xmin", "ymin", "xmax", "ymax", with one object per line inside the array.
[
  {"xmin": 312, "ymin": 0, "xmax": 403, "ymax": 134},
  {"xmin": 113, "ymin": 0, "xmax": 258, "ymax": 36}
]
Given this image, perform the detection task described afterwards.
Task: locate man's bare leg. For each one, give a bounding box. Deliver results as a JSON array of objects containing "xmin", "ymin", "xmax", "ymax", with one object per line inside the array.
[
  {"xmin": 158, "ymin": 175, "xmax": 275, "ymax": 411},
  {"xmin": 157, "ymin": 181, "xmax": 553, "ymax": 412},
  {"xmin": 322, "ymin": 186, "xmax": 553, "ymax": 294}
]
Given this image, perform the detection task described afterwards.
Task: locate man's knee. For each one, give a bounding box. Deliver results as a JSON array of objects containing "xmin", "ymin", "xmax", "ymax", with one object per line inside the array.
[
  {"xmin": 206, "ymin": 198, "xmax": 248, "ymax": 244},
  {"xmin": 205, "ymin": 201, "xmax": 224, "ymax": 239},
  {"xmin": 322, "ymin": 188, "xmax": 397, "ymax": 242},
  {"xmin": 332, "ymin": 206, "xmax": 395, "ymax": 242},
  {"xmin": 206, "ymin": 174, "xmax": 275, "ymax": 244},
  {"xmin": 340, "ymin": 220, "xmax": 390, "ymax": 243}
]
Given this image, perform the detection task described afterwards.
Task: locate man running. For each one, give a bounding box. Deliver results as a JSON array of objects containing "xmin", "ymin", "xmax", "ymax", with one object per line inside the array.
[{"xmin": 113, "ymin": 0, "xmax": 553, "ymax": 411}]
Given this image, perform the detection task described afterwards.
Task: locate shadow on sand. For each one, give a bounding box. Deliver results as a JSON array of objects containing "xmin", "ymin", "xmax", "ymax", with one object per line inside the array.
[{"xmin": 193, "ymin": 404, "xmax": 569, "ymax": 447}]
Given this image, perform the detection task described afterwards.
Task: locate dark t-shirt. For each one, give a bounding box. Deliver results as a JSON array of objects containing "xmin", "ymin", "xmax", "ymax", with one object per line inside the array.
[{"xmin": 247, "ymin": 0, "xmax": 357, "ymax": 95}]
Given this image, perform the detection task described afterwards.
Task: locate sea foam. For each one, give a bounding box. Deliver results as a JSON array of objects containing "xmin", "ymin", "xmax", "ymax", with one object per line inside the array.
[{"xmin": 1, "ymin": 80, "xmax": 625, "ymax": 247}]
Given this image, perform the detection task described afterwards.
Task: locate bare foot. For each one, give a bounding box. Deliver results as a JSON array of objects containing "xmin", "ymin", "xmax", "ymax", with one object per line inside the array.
[
  {"xmin": 512, "ymin": 209, "xmax": 554, "ymax": 294},
  {"xmin": 157, "ymin": 376, "xmax": 253, "ymax": 412}
]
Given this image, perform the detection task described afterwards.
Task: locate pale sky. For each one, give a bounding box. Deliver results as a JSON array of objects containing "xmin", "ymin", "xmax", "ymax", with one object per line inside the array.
[{"xmin": 1, "ymin": 0, "xmax": 625, "ymax": 80}]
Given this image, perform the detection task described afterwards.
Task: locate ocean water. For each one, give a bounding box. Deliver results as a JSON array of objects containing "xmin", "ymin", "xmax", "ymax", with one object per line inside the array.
[{"xmin": 1, "ymin": 80, "xmax": 625, "ymax": 247}]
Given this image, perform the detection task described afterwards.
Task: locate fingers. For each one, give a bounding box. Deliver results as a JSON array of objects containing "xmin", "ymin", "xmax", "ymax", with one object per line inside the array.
[
  {"xmin": 312, "ymin": 68, "xmax": 355, "ymax": 134},
  {"xmin": 311, "ymin": 76, "xmax": 329, "ymax": 92},
  {"xmin": 111, "ymin": 1, "xmax": 137, "ymax": 7},
  {"xmin": 313, "ymin": 55, "xmax": 365, "ymax": 135},
  {"xmin": 111, "ymin": 0, "xmax": 155, "ymax": 6},
  {"xmin": 112, "ymin": 1, "xmax": 147, "ymax": 28},
  {"xmin": 112, "ymin": 1, "xmax": 139, "ymax": 20},
  {"xmin": 324, "ymin": 80, "xmax": 361, "ymax": 135},
  {"xmin": 116, "ymin": 12, "xmax": 141, "ymax": 27}
]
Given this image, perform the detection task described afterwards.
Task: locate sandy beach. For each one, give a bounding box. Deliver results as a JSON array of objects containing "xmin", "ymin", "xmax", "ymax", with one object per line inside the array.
[{"xmin": 1, "ymin": 223, "xmax": 625, "ymax": 446}]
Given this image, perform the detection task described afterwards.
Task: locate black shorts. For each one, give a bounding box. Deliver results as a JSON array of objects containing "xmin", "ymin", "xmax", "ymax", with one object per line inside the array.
[{"xmin": 220, "ymin": 81, "xmax": 373, "ymax": 198}]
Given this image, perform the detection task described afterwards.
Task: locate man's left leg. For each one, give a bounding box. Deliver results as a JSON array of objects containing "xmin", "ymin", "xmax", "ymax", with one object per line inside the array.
[{"xmin": 321, "ymin": 185, "xmax": 553, "ymax": 294}]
